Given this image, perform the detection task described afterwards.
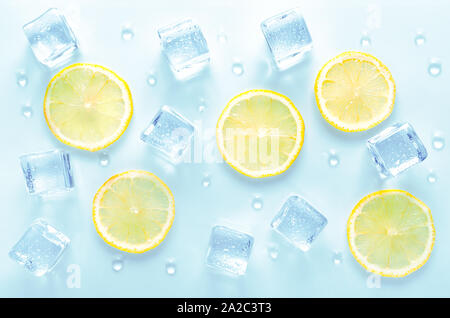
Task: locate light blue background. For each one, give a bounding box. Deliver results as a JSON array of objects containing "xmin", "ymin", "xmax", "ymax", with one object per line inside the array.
[{"xmin": 1, "ymin": 0, "xmax": 449, "ymax": 297}]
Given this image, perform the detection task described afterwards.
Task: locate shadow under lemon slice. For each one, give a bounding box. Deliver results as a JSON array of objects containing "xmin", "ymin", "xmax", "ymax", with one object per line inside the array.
[
  {"xmin": 348, "ymin": 190, "xmax": 435, "ymax": 277},
  {"xmin": 93, "ymin": 170, "xmax": 175, "ymax": 253},
  {"xmin": 44, "ymin": 63, "xmax": 133, "ymax": 151},
  {"xmin": 216, "ymin": 89, "xmax": 305, "ymax": 178}
]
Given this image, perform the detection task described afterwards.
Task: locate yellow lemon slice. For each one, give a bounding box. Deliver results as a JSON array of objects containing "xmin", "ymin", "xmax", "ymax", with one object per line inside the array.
[
  {"xmin": 315, "ymin": 51, "xmax": 395, "ymax": 132},
  {"xmin": 348, "ymin": 190, "xmax": 435, "ymax": 277},
  {"xmin": 216, "ymin": 89, "xmax": 304, "ymax": 178},
  {"xmin": 93, "ymin": 170, "xmax": 175, "ymax": 253},
  {"xmin": 44, "ymin": 64, "xmax": 133, "ymax": 151}
]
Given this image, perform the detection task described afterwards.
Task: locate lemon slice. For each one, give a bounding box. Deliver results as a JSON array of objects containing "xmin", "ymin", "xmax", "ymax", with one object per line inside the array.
[
  {"xmin": 216, "ymin": 89, "xmax": 304, "ymax": 178},
  {"xmin": 315, "ymin": 51, "xmax": 395, "ymax": 132},
  {"xmin": 348, "ymin": 190, "xmax": 435, "ymax": 277},
  {"xmin": 44, "ymin": 64, "xmax": 133, "ymax": 151},
  {"xmin": 93, "ymin": 170, "xmax": 175, "ymax": 253}
]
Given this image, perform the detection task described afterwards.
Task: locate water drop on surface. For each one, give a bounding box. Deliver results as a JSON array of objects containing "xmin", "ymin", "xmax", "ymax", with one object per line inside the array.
[
  {"xmin": 360, "ymin": 34, "xmax": 371, "ymax": 47},
  {"xmin": 202, "ymin": 175, "xmax": 211, "ymax": 188},
  {"xmin": 415, "ymin": 33, "xmax": 426, "ymax": 46},
  {"xmin": 121, "ymin": 26, "xmax": 134, "ymax": 41},
  {"xmin": 428, "ymin": 60, "xmax": 441, "ymax": 77},
  {"xmin": 232, "ymin": 62, "xmax": 244, "ymax": 76},
  {"xmin": 16, "ymin": 71, "xmax": 28, "ymax": 87},
  {"xmin": 99, "ymin": 152, "xmax": 110, "ymax": 167},
  {"xmin": 147, "ymin": 74, "xmax": 157, "ymax": 86},
  {"xmin": 21, "ymin": 106, "xmax": 33, "ymax": 118},
  {"xmin": 328, "ymin": 151, "xmax": 340, "ymax": 167},
  {"xmin": 251, "ymin": 196, "xmax": 263, "ymax": 211},
  {"xmin": 112, "ymin": 259, "xmax": 123, "ymax": 272},
  {"xmin": 432, "ymin": 134, "xmax": 445, "ymax": 150},
  {"xmin": 166, "ymin": 260, "xmax": 176, "ymax": 275},
  {"xmin": 217, "ymin": 32, "xmax": 228, "ymax": 44},
  {"xmin": 267, "ymin": 244, "xmax": 279, "ymax": 260},
  {"xmin": 332, "ymin": 252, "xmax": 343, "ymax": 265},
  {"xmin": 198, "ymin": 105, "xmax": 206, "ymax": 113},
  {"xmin": 427, "ymin": 172, "xmax": 437, "ymax": 184}
]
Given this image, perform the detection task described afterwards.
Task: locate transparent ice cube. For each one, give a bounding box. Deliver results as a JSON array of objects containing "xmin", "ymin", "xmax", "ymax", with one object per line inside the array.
[
  {"xmin": 9, "ymin": 219, "xmax": 70, "ymax": 276},
  {"xmin": 205, "ymin": 225, "xmax": 254, "ymax": 276},
  {"xmin": 260, "ymin": 7, "xmax": 312, "ymax": 70},
  {"xmin": 19, "ymin": 149, "xmax": 74, "ymax": 196},
  {"xmin": 271, "ymin": 195, "xmax": 327, "ymax": 251},
  {"xmin": 141, "ymin": 106, "xmax": 195, "ymax": 164},
  {"xmin": 23, "ymin": 8, "xmax": 79, "ymax": 68},
  {"xmin": 158, "ymin": 18, "xmax": 210, "ymax": 80},
  {"xmin": 367, "ymin": 122, "xmax": 428, "ymax": 178}
]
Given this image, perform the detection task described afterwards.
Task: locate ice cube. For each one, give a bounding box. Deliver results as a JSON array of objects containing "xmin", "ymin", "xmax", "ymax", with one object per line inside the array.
[
  {"xmin": 19, "ymin": 149, "xmax": 74, "ymax": 196},
  {"xmin": 260, "ymin": 8, "xmax": 312, "ymax": 70},
  {"xmin": 23, "ymin": 8, "xmax": 79, "ymax": 68},
  {"xmin": 158, "ymin": 18, "xmax": 210, "ymax": 80},
  {"xmin": 367, "ymin": 122, "xmax": 428, "ymax": 178},
  {"xmin": 141, "ymin": 106, "xmax": 195, "ymax": 164},
  {"xmin": 271, "ymin": 195, "xmax": 327, "ymax": 251},
  {"xmin": 205, "ymin": 225, "xmax": 254, "ymax": 276},
  {"xmin": 9, "ymin": 219, "xmax": 70, "ymax": 276}
]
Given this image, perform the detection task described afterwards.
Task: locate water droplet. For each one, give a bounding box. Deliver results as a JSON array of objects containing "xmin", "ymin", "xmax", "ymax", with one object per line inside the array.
[
  {"xmin": 415, "ymin": 33, "xmax": 426, "ymax": 46},
  {"xmin": 217, "ymin": 32, "xmax": 228, "ymax": 44},
  {"xmin": 332, "ymin": 251, "xmax": 343, "ymax": 265},
  {"xmin": 121, "ymin": 26, "xmax": 134, "ymax": 40},
  {"xmin": 147, "ymin": 74, "xmax": 157, "ymax": 86},
  {"xmin": 198, "ymin": 105, "xmax": 206, "ymax": 113},
  {"xmin": 21, "ymin": 105, "xmax": 33, "ymax": 118},
  {"xmin": 112, "ymin": 258, "xmax": 123, "ymax": 272},
  {"xmin": 427, "ymin": 172, "xmax": 437, "ymax": 184},
  {"xmin": 428, "ymin": 59, "xmax": 442, "ymax": 77},
  {"xmin": 267, "ymin": 244, "xmax": 279, "ymax": 260},
  {"xmin": 328, "ymin": 151, "xmax": 340, "ymax": 167},
  {"xmin": 251, "ymin": 196, "xmax": 263, "ymax": 211},
  {"xmin": 166, "ymin": 260, "xmax": 176, "ymax": 275},
  {"xmin": 16, "ymin": 71, "xmax": 28, "ymax": 87},
  {"xmin": 232, "ymin": 62, "xmax": 244, "ymax": 76},
  {"xmin": 432, "ymin": 134, "xmax": 445, "ymax": 150},
  {"xmin": 360, "ymin": 33, "xmax": 371, "ymax": 47},
  {"xmin": 99, "ymin": 152, "xmax": 110, "ymax": 167},
  {"xmin": 202, "ymin": 175, "xmax": 211, "ymax": 188}
]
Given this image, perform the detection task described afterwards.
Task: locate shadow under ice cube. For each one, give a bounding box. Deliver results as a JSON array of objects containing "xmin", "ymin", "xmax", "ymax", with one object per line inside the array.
[
  {"xmin": 9, "ymin": 219, "xmax": 70, "ymax": 277},
  {"xmin": 205, "ymin": 225, "xmax": 254, "ymax": 276},
  {"xmin": 367, "ymin": 122, "xmax": 428, "ymax": 178},
  {"xmin": 23, "ymin": 8, "xmax": 79, "ymax": 68},
  {"xmin": 271, "ymin": 195, "xmax": 327, "ymax": 251}
]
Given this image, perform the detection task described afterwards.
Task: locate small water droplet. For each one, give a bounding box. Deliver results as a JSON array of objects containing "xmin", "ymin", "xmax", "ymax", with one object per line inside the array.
[
  {"xmin": 232, "ymin": 62, "xmax": 244, "ymax": 76},
  {"xmin": 428, "ymin": 59, "xmax": 442, "ymax": 77},
  {"xmin": 415, "ymin": 33, "xmax": 426, "ymax": 46},
  {"xmin": 202, "ymin": 175, "xmax": 211, "ymax": 188},
  {"xmin": 99, "ymin": 152, "xmax": 110, "ymax": 167},
  {"xmin": 21, "ymin": 105, "xmax": 33, "ymax": 118},
  {"xmin": 121, "ymin": 26, "xmax": 134, "ymax": 40},
  {"xmin": 112, "ymin": 258, "xmax": 123, "ymax": 272},
  {"xmin": 147, "ymin": 74, "xmax": 157, "ymax": 86},
  {"xmin": 432, "ymin": 134, "xmax": 445, "ymax": 150},
  {"xmin": 217, "ymin": 32, "xmax": 228, "ymax": 44},
  {"xmin": 332, "ymin": 252, "xmax": 343, "ymax": 265},
  {"xmin": 251, "ymin": 196, "xmax": 263, "ymax": 211},
  {"xmin": 267, "ymin": 244, "xmax": 279, "ymax": 260},
  {"xmin": 328, "ymin": 151, "xmax": 340, "ymax": 167},
  {"xmin": 360, "ymin": 33, "xmax": 371, "ymax": 47},
  {"xmin": 198, "ymin": 105, "xmax": 206, "ymax": 113},
  {"xmin": 427, "ymin": 172, "xmax": 437, "ymax": 184},
  {"xmin": 16, "ymin": 71, "xmax": 28, "ymax": 87},
  {"xmin": 166, "ymin": 260, "xmax": 176, "ymax": 275}
]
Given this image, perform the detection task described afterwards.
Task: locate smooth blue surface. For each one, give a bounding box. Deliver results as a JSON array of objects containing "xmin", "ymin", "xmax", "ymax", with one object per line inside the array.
[{"xmin": 1, "ymin": 0, "xmax": 449, "ymax": 297}]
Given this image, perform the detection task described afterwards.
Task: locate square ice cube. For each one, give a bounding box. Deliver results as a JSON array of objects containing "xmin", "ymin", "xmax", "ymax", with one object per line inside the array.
[
  {"xmin": 261, "ymin": 8, "xmax": 312, "ymax": 70},
  {"xmin": 23, "ymin": 8, "xmax": 79, "ymax": 68},
  {"xmin": 367, "ymin": 122, "xmax": 428, "ymax": 178},
  {"xmin": 9, "ymin": 219, "xmax": 70, "ymax": 276},
  {"xmin": 141, "ymin": 106, "xmax": 195, "ymax": 164},
  {"xmin": 19, "ymin": 149, "xmax": 74, "ymax": 196},
  {"xmin": 158, "ymin": 18, "xmax": 210, "ymax": 80},
  {"xmin": 205, "ymin": 225, "xmax": 254, "ymax": 276},
  {"xmin": 271, "ymin": 195, "xmax": 327, "ymax": 251}
]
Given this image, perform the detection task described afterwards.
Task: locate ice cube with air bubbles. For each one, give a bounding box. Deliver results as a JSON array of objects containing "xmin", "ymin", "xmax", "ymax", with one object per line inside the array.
[
  {"xmin": 158, "ymin": 18, "xmax": 210, "ymax": 80},
  {"xmin": 260, "ymin": 7, "xmax": 312, "ymax": 70},
  {"xmin": 23, "ymin": 8, "xmax": 79, "ymax": 68},
  {"xmin": 19, "ymin": 149, "xmax": 74, "ymax": 196},
  {"xmin": 141, "ymin": 106, "xmax": 195, "ymax": 164},
  {"xmin": 367, "ymin": 122, "xmax": 427, "ymax": 178},
  {"xmin": 8, "ymin": 219, "xmax": 70, "ymax": 277},
  {"xmin": 205, "ymin": 225, "xmax": 254, "ymax": 276},
  {"xmin": 271, "ymin": 195, "xmax": 327, "ymax": 251}
]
